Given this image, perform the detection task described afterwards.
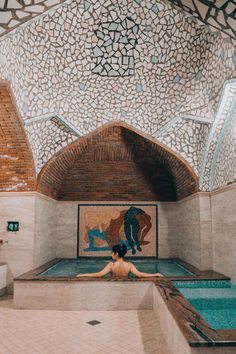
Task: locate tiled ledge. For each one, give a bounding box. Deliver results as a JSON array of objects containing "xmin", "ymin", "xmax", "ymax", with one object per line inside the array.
[
  {"xmin": 155, "ymin": 280, "xmax": 236, "ymax": 349},
  {"xmin": 14, "ymin": 257, "xmax": 229, "ymax": 282}
]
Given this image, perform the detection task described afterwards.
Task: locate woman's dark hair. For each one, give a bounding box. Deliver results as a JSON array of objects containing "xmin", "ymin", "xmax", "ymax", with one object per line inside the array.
[{"xmin": 112, "ymin": 244, "xmax": 127, "ymax": 258}]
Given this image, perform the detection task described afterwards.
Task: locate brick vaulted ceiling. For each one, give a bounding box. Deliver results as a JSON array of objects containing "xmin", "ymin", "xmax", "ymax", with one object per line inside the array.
[
  {"xmin": 0, "ymin": 81, "xmax": 36, "ymax": 191},
  {"xmin": 37, "ymin": 124, "xmax": 198, "ymax": 201}
]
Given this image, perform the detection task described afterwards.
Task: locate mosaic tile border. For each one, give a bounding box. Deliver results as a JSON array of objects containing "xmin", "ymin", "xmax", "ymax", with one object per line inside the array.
[
  {"xmin": 209, "ymin": 99, "xmax": 236, "ymax": 190},
  {"xmin": 24, "ymin": 112, "xmax": 81, "ymax": 135},
  {"xmin": 199, "ymin": 79, "xmax": 236, "ymax": 191},
  {"xmin": 155, "ymin": 115, "xmax": 211, "ymax": 174},
  {"xmin": 24, "ymin": 113, "xmax": 79, "ymax": 174}
]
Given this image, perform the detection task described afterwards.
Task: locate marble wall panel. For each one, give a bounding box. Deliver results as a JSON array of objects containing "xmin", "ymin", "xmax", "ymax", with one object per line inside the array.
[
  {"xmin": 0, "ymin": 187, "xmax": 235, "ymax": 289},
  {"xmin": 172, "ymin": 193, "xmax": 213, "ymax": 271},
  {"xmin": 54, "ymin": 198, "xmax": 213, "ymax": 266},
  {"xmin": 173, "ymin": 195, "xmax": 200, "ymax": 268},
  {"xmin": 14, "ymin": 281, "xmax": 154, "ymax": 310},
  {"xmin": 198, "ymin": 194, "xmax": 212, "ymax": 270},
  {"xmin": 34, "ymin": 194, "xmax": 57, "ymax": 267},
  {"xmin": 0, "ymin": 193, "xmax": 35, "ymax": 287},
  {"xmin": 158, "ymin": 203, "xmax": 181, "ymax": 258},
  {"xmin": 211, "ymin": 184, "xmax": 236, "ymax": 281},
  {"xmin": 0, "ymin": 264, "xmax": 7, "ymax": 293},
  {"xmin": 0, "ymin": 192, "xmax": 59, "ymax": 288},
  {"xmin": 153, "ymin": 286, "xmax": 191, "ymax": 354},
  {"xmin": 55, "ymin": 202, "xmax": 78, "ymax": 258},
  {"xmin": 55, "ymin": 201, "xmax": 183, "ymax": 259}
]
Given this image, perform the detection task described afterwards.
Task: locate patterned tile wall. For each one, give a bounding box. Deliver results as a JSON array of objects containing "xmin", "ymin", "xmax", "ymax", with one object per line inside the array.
[
  {"xmin": 169, "ymin": 0, "xmax": 236, "ymax": 40},
  {"xmin": 1, "ymin": 0, "xmax": 235, "ymax": 40},
  {"xmin": 25, "ymin": 114, "xmax": 79, "ymax": 174},
  {"xmin": 211, "ymin": 106, "xmax": 236, "ymax": 190},
  {"xmin": 156, "ymin": 116, "xmax": 211, "ymax": 174},
  {"xmin": 209, "ymin": 98, "xmax": 236, "ymax": 191},
  {"xmin": 199, "ymin": 80, "xmax": 236, "ymax": 190},
  {"xmin": 0, "ymin": 0, "xmax": 236, "ymax": 186},
  {"xmin": 0, "ymin": 0, "xmax": 67, "ymax": 36}
]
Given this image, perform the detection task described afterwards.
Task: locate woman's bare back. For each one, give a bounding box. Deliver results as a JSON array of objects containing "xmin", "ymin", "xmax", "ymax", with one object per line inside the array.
[
  {"xmin": 76, "ymin": 259, "xmax": 163, "ymax": 278},
  {"xmin": 111, "ymin": 260, "xmax": 131, "ymax": 277}
]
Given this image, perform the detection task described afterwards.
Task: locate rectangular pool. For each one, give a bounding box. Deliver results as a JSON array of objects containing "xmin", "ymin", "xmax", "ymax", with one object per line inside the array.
[
  {"xmin": 39, "ymin": 259, "xmax": 193, "ymax": 277},
  {"xmin": 174, "ymin": 280, "xmax": 236, "ymax": 330}
]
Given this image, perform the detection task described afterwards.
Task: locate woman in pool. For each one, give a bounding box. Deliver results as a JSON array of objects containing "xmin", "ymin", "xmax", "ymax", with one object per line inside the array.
[{"xmin": 76, "ymin": 244, "xmax": 163, "ymax": 278}]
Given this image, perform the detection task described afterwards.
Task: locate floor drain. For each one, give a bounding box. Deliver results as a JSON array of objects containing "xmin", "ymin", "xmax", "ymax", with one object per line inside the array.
[{"xmin": 87, "ymin": 320, "xmax": 101, "ymax": 326}]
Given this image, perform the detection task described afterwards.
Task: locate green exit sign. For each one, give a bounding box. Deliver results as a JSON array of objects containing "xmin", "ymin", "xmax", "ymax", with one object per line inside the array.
[{"xmin": 7, "ymin": 221, "xmax": 19, "ymax": 232}]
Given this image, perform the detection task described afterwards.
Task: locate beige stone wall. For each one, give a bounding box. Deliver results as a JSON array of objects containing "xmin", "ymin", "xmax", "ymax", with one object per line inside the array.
[
  {"xmin": 172, "ymin": 184, "xmax": 236, "ymax": 278},
  {"xmin": 33, "ymin": 194, "xmax": 57, "ymax": 267},
  {"xmin": 158, "ymin": 202, "xmax": 180, "ymax": 258},
  {"xmin": 172, "ymin": 195, "xmax": 201, "ymax": 268},
  {"xmin": 0, "ymin": 192, "xmax": 58, "ymax": 289},
  {"xmin": 0, "ymin": 193, "xmax": 35, "ymax": 288},
  {"xmin": 1, "ymin": 186, "xmax": 236, "ymax": 288},
  {"xmin": 56, "ymin": 202, "xmax": 78, "ymax": 259},
  {"xmin": 211, "ymin": 184, "xmax": 236, "ymax": 282},
  {"xmin": 198, "ymin": 194, "xmax": 212, "ymax": 270},
  {"xmin": 55, "ymin": 201, "xmax": 180, "ymax": 259},
  {"xmin": 54, "ymin": 188, "xmax": 235, "ymax": 280},
  {"xmin": 168, "ymin": 193, "xmax": 213, "ymax": 271}
]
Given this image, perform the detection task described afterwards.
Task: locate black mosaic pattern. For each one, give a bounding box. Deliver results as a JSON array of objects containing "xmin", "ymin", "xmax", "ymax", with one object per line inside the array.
[
  {"xmin": 91, "ymin": 13, "xmax": 139, "ymax": 76},
  {"xmin": 169, "ymin": 0, "xmax": 236, "ymax": 40}
]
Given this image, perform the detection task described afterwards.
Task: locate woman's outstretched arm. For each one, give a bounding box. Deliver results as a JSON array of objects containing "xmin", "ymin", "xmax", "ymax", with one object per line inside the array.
[
  {"xmin": 130, "ymin": 263, "xmax": 163, "ymax": 278},
  {"xmin": 76, "ymin": 262, "xmax": 112, "ymax": 278}
]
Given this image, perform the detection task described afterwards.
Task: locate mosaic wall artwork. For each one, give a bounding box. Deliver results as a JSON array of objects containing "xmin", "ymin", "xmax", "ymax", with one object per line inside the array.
[
  {"xmin": 91, "ymin": 14, "xmax": 139, "ymax": 76},
  {"xmin": 199, "ymin": 80, "xmax": 236, "ymax": 191},
  {"xmin": 78, "ymin": 204, "xmax": 158, "ymax": 257}
]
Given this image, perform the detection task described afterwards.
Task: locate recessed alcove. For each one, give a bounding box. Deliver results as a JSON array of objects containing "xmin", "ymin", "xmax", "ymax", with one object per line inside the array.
[{"xmin": 37, "ymin": 123, "xmax": 198, "ymax": 201}]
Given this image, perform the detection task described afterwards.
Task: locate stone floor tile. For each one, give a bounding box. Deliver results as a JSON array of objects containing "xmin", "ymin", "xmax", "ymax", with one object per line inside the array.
[{"xmin": 0, "ymin": 295, "xmax": 171, "ymax": 354}]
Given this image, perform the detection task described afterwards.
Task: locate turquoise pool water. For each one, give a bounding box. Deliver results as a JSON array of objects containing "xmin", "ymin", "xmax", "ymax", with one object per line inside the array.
[
  {"xmin": 40, "ymin": 259, "xmax": 193, "ymax": 277},
  {"xmin": 174, "ymin": 280, "xmax": 236, "ymax": 330}
]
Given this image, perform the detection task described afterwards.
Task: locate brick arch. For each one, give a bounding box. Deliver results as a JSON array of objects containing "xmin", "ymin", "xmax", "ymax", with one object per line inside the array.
[
  {"xmin": 37, "ymin": 122, "xmax": 198, "ymax": 201},
  {"xmin": 0, "ymin": 81, "xmax": 36, "ymax": 191}
]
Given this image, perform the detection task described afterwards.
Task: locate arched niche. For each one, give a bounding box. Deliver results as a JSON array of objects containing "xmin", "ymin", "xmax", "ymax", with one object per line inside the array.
[{"xmin": 37, "ymin": 122, "xmax": 198, "ymax": 201}]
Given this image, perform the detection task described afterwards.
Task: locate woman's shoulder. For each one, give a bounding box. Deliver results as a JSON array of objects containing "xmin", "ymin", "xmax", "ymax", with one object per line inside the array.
[
  {"xmin": 126, "ymin": 261, "xmax": 133, "ymax": 265},
  {"xmin": 104, "ymin": 262, "xmax": 113, "ymax": 269},
  {"xmin": 126, "ymin": 261, "xmax": 133, "ymax": 268}
]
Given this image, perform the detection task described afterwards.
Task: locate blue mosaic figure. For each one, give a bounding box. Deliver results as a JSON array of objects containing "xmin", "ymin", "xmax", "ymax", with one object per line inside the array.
[
  {"xmin": 124, "ymin": 206, "xmax": 145, "ymax": 255},
  {"xmin": 84, "ymin": 228, "xmax": 111, "ymax": 252}
]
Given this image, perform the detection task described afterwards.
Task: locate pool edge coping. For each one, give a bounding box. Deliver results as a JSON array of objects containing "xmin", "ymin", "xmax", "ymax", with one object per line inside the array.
[{"xmin": 13, "ymin": 258, "xmax": 236, "ymax": 348}]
